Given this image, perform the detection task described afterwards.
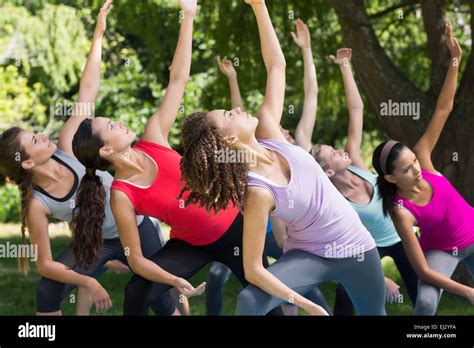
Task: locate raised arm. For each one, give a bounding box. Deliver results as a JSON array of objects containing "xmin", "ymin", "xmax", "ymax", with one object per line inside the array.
[
  {"xmin": 393, "ymin": 208, "xmax": 474, "ymax": 304},
  {"xmin": 242, "ymin": 188, "xmax": 328, "ymax": 315},
  {"xmin": 246, "ymin": 0, "xmax": 287, "ymax": 142},
  {"xmin": 57, "ymin": 0, "xmax": 112, "ymax": 156},
  {"xmin": 110, "ymin": 191, "xmax": 205, "ymax": 297},
  {"xmin": 329, "ymin": 48, "xmax": 367, "ymax": 170},
  {"xmin": 27, "ymin": 199, "xmax": 112, "ymax": 313},
  {"xmin": 413, "ymin": 22, "xmax": 462, "ymax": 173},
  {"xmin": 292, "ymin": 19, "xmax": 318, "ymax": 152},
  {"xmin": 217, "ymin": 55, "xmax": 244, "ymax": 109},
  {"xmin": 142, "ymin": 0, "xmax": 196, "ymax": 147}
]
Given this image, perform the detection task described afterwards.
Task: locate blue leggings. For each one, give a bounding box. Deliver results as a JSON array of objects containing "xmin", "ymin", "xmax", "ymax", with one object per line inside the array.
[
  {"xmin": 206, "ymin": 233, "xmax": 331, "ymax": 315},
  {"xmin": 236, "ymin": 248, "xmax": 386, "ymax": 315}
]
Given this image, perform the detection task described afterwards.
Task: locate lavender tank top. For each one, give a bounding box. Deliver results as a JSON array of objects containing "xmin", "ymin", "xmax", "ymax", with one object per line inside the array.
[{"xmin": 248, "ymin": 139, "xmax": 375, "ymax": 258}]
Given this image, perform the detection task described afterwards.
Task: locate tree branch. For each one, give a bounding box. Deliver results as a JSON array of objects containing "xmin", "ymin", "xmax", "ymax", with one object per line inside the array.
[
  {"xmin": 331, "ymin": 0, "xmax": 431, "ymax": 147},
  {"xmin": 369, "ymin": 0, "xmax": 420, "ymax": 19},
  {"xmin": 421, "ymin": 0, "xmax": 450, "ymax": 97}
]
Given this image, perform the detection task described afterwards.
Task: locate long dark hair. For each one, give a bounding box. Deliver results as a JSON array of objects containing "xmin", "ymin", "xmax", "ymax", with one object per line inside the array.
[
  {"xmin": 71, "ymin": 119, "xmax": 111, "ymax": 270},
  {"xmin": 372, "ymin": 141, "xmax": 407, "ymax": 218},
  {"xmin": 178, "ymin": 112, "xmax": 248, "ymax": 213},
  {"xmin": 0, "ymin": 127, "xmax": 33, "ymax": 274}
]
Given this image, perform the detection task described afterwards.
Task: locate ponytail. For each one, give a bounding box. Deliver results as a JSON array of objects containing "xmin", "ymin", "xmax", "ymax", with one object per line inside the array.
[
  {"xmin": 71, "ymin": 119, "xmax": 111, "ymax": 269},
  {"xmin": 70, "ymin": 169, "xmax": 105, "ymax": 270},
  {"xmin": 0, "ymin": 127, "xmax": 34, "ymax": 275}
]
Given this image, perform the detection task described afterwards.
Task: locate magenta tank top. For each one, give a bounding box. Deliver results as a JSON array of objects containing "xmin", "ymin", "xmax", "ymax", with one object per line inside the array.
[
  {"xmin": 248, "ymin": 139, "xmax": 375, "ymax": 258},
  {"xmin": 394, "ymin": 169, "xmax": 474, "ymax": 252}
]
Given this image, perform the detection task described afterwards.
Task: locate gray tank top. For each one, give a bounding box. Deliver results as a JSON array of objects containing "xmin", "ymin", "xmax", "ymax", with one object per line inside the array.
[{"xmin": 32, "ymin": 149, "xmax": 143, "ymax": 240}]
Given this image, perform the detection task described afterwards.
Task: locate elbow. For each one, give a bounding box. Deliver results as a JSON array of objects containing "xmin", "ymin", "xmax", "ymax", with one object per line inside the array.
[
  {"xmin": 244, "ymin": 266, "xmax": 261, "ymax": 285},
  {"xmin": 348, "ymin": 105, "xmax": 364, "ymax": 114},
  {"xmin": 126, "ymin": 255, "xmax": 142, "ymax": 274},
  {"xmin": 267, "ymin": 60, "xmax": 287, "ymax": 72},
  {"xmin": 169, "ymin": 74, "xmax": 189, "ymax": 86},
  {"xmin": 417, "ymin": 267, "xmax": 432, "ymax": 283},
  {"xmin": 36, "ymin": 260, "xmax": 51, "ymax": 278}
]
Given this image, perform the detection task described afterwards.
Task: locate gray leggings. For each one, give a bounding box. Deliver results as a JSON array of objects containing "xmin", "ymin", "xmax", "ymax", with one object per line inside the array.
[
  {"xmin": 236, "ymin": 247, "xmax": 386, "ymax": 315},
  {"xmin": 415, "ymin": 243, "xmax": 474, "ymax": 315}
]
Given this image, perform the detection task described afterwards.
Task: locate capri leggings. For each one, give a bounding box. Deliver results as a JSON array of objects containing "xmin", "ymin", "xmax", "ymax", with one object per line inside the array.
[
  {"xmin": 36, "ymin": 217, "xmax": 175, "ymax": 315},
  {"xmin": 415, "ymin": 243, "xmax": 474, "ymax": 315},
  {"xmin": 236, "ymin": 247, "xmax": 386, "ymax": 315},
  {"xmin": 123, "ymin": 214, "xmax": 282, "ymax": 315},
  {"xmin": 206, "ymin": 232, "xmax": 331, "ymax": 315},
  {"xmin": 334, "ymin": 241, "xmax": 419, "ymax": 315}
]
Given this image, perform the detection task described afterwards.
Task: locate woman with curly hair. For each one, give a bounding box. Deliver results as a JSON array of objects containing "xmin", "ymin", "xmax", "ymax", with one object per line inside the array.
[{"xmin": 179, "ymin": 0, "xmax": 386, "ymax": 315}]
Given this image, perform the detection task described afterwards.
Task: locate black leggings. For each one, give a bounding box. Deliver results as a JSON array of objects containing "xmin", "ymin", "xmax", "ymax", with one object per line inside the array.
[
  {"xmin": 36, "ymin": 217, "xmax": 175, "ymax": 315},
  {"xmin": 123, "ymin": 214, "xmax": 278, "ymax": 315},
  {"xmin": 333, "ymin": 241, "xmax": 418, "ymax": 315}
]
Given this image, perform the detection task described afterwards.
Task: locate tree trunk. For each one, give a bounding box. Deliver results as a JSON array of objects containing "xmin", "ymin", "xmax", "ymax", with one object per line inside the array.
[{"xmin": 331, "ymin": 0, "xmax": 474, "ymax": 286}]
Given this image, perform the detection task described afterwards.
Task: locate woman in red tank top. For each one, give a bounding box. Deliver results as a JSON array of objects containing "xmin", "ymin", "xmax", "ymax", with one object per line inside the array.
[{"xmin": 69, "ymin": 0, "xmax": 281, "ymax": 316}]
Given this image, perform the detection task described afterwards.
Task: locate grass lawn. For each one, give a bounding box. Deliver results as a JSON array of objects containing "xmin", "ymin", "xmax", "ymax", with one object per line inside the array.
[{"xmin": 1, "ymin": 223, "xmax": 473, "ymax": 315}]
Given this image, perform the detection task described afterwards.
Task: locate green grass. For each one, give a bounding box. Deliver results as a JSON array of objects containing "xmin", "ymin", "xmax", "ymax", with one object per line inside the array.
[{"xmin": 1, "ymin": 223, "xmax": 473, "ymax": 315}]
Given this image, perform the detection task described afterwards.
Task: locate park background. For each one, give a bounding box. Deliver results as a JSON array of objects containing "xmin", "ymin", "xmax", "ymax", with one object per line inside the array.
[{"xmin": 0, "ymin": 0, "xmax": 473, "ymax": 315}]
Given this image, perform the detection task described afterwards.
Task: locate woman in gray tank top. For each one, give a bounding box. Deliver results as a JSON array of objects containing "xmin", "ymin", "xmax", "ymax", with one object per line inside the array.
[{"xmin": 0, "ymin": 1, "xmax": 176, "ymax": 316}]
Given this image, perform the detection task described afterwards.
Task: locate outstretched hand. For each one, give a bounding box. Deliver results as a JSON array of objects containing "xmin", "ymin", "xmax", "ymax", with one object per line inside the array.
[
  {"xmin": 216, "ymin": 56, "xmax": 237, "ymax": 78},
  {"xmin": 180, "ymin": 0, "xmax": 197, "ymax": 17},
  {"xmin": 291, "ymin": 18, "xmax": 311, "ymax": 49},
  {"xmin": 174, "ymin": 277, "xmax": 206, "ymax": 297},
  {"xmin": 95, "ymin": 0, "xmax": 113, "ymax": 36},
  {"xmin": 329, "ymin": 48, "xmax": 352, "ymax": 66},
  {"xmin": 444, "ymin": 22, "xmax": 462, "ymax": 60}
]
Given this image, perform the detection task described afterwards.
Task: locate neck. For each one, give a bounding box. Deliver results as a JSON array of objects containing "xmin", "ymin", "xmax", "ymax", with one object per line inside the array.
[
  {"xmin": 32, "ymin": 157, "xmax": 64, "ymax": 188},
  {"xmin": 238, "ymin": 136, "xmax": 275, "ymax": 172},
  {"xmin": 330, "ymin": 169, "xmax": 359, "ymax": 194},
  {"xmin": 112, "ymin": 148, "xmax": 146, "ymax": 179},
  {"xmin": 397, "ymin": 181, "xmax": 422, "ymax": 198}
]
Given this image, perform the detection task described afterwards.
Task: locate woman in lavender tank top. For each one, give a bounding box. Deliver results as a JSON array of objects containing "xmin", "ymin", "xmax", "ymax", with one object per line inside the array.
[
  {"xmin": 178, "ymin": 0, "xmax": 386, "ymax": 315},
  {"xmin": 372, "ymin": 23, "xmax": 474, "ymax": 315}
]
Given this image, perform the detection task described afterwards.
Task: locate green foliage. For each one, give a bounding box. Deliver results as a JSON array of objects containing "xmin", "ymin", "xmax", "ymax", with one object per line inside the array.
[
  {"xmin": 0, "ymin": 0, "xmax": 471, "ymax": 156},
  {"xmin": 0, "ymin": 65, "xmax": 46, "ymax": 130},
  {"xmin": 0, "ymin": 4, "xmax": 90, "ymax": 96},
  {"xmin": 0, "ymin": 183, "xmax": 20, "ymax": 223}
]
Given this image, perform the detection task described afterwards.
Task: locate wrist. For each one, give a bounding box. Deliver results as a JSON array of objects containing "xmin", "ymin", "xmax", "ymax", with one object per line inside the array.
[{"xmin": 84, "ymin": 277, "xmax": 96, "ymax": 288}]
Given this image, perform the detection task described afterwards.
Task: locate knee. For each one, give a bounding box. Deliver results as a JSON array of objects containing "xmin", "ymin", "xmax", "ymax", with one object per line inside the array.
[
  {"xmin": 415, "ymin": 290, "xmax": 439, "ymax": 315},
  {"xmin": 207, "ymin": 264, "xmax": 230, "ymax": 286},
  {"xmin": 36, "ymin": 278, "xmax": 62, "ymax": 313},
  {"xmin": 236, "ymin": 287, "xmax": 259, "ymax": 315},
  {"xmin": 125, "ymin": 275, "xmax": 150, "ymax": 302}
]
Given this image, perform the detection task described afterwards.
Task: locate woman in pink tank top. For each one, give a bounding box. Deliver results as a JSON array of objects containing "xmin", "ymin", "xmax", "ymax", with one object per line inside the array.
[{"xmin": 372, "ymin": 23, "xmax": 474, "ymax": 314}]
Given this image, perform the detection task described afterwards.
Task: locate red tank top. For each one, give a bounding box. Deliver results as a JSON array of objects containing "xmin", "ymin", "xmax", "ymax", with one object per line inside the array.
[{"xmin": 111, "ymin": 140, "xmax": 239, "ymax": 245}]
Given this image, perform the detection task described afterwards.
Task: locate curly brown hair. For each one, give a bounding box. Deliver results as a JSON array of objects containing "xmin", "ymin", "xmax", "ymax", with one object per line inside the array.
[
  {"xmin": 179, "ymin": 112, "xmax": 249, "ymax": 213},
  {"xmin": 0, "ymin": 127, "xmax": 33, "ymax": 274},
  {"xmin": 71, "ymin": 119, "xmax": 111, "ymax": 270}
]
